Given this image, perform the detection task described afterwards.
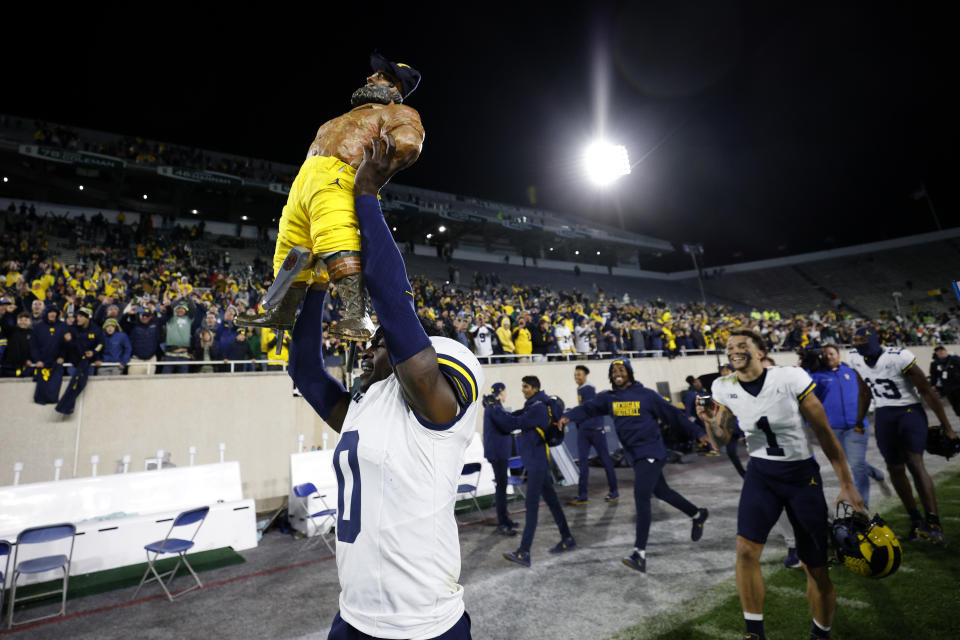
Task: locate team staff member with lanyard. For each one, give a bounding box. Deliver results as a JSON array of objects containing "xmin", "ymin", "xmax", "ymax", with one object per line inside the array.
[
  {"xmin": 560, "ymin": 359, "xmax": 712, "ymax": 574},
  {"xmin": 807, "ymin": 344, "xmax": 887, "ymax": 508},
  {"xmin": 490, "ymin": 376, "xmax": 576, "ymax": 567},
  {"xmin": 288, "ymin": 133, "xmax": 480, "ymax": 640}
]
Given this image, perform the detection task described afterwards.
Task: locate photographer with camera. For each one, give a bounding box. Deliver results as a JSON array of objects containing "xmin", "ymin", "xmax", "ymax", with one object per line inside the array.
[{"xmin": 801, "ymin": 345, "xmax": 887, "ymax": 508}]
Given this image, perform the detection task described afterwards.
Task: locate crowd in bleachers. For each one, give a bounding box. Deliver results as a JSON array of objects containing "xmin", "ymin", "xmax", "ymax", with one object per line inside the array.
[
  {"xmin": 1, "ymin": 204, "xmax": 958, "ymax": 378},
  {"xmin": 8, "ymin": 117, "xmax": 288, "ymax": 183}
]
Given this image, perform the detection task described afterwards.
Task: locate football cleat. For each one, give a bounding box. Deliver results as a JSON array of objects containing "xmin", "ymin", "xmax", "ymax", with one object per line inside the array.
[
  {"xmin": 549, "ymin": 537, "xmax": 577, "ymax": 554},
  {"xmin": 917, "ymin": 522, "xmax": 945, "ymax": 544},
  {"xmin": 902, "ymin": 521, "xmax": 923, "ymax": 542},
  {"xmin": 622, "ymin": 551, "xmax": 646, "ymax": 573},
  {"xmin": 691, "ymin": 508, "xmax": 709, "ymax": 542},
  {"xmin": 567, "ymin": 497, "xmax": 588, "ymax": 506},
  {"xmin": 503, "ymin": 550, "xmax": 531, "ymax": 567},
  {"xmin": 604, "ymin": 492, "xmax": 620, "ymax": 503},
  {"xmin": 496, "ymin": 524, "xmax": 518, "ymax": 537},
  {"xmin": 783, "ymin": 547, "xmax": 802, "ymax": 569}
]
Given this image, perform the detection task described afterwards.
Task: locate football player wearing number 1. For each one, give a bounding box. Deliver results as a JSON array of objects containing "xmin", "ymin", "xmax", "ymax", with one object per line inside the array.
[
  {"xmin": 697, "ymin": 329, "xmax": 864, "ymax": 640},
  {"xmin": 848, "ymin": 327, "xmax": 959, "ymax": 543},
  {"xmin": 289, "ymin": 134, "xmax": 481, "ymax": 640}
]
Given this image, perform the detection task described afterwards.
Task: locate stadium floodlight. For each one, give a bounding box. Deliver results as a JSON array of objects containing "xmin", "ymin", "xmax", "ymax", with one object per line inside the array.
[
  {"xmin": 79, "ymin": 185, "xmax": 84, "ymax": 191},
  {"xmin": 142, "ymin": 194, "xmax": 148, "ymax": 200},
  {"xmin": 584, "ymin": 140, "xmax": 630, "ymax": 186},
  {"xmin": 575, "ymin": 250, "xmax": 580, "ymax": 255},
  {"xmin": 392, "ymin": 226, "xmax": 397, "ymax": 231},
  {"xmin": 596, "ymin": 251, "xmax": 600, "ymax": 255},
  {"xmin": 241, "ymin": 215, "xmax": 248, "ymax": 221},
  {"xmin": 2, "ymin": 177, "xmax": 7, "ymax": 183},
  {"xmin": 426, "ymin": 233, "xmax": 433, "ymax": 239},
  {"xmin": 191, "ymin": 209, "xmax": 198, "ymax": 214},
  {"xmin": 438, "ymin": 225, "xmax": 446, "ymax": 233}
]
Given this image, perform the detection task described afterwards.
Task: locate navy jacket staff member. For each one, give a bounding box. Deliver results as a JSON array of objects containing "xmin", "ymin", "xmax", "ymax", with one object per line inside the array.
[
  {"xmin": 488, "ymin": 376, "xmax": 575, "ymax": 567},
  {"xmin": 482, "ymin": 382, "xmax": 518, "ymax": 535},
  {"xmin": 561, "ymin": 359, "xmax": 711, "ymax": 574},
  {"xmin": 568, "ymin": 365, "xmax": 619, "ymax": 505}
]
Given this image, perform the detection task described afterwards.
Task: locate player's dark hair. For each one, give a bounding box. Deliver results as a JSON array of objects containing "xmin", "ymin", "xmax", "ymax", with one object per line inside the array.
[
  {"xmin": 729, "ymin": 328, "xmax": 766, "ymax": 353},
  {"xmin": 575, "ymin": 365, "xmax": 590, "ymax": 375},
  {"xmin": 521, "ymin": 375, "xmax": 541, "ymax": 390}
]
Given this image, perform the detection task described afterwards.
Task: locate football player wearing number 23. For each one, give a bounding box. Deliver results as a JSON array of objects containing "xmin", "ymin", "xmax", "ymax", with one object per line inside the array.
[
  {"xmin": 288, "ymin": 133, "xmax": 482, "ymax": 640},
  {"xmin": 848, "ymin": 326, "xmax": 959, "ymax": 544},
  {"xmin": 697, "ymin": 329, "xmax": 864, "ymax": 640}
]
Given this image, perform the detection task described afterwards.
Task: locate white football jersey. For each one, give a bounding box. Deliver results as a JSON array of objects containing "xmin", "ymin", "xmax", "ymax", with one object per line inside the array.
[
  {"xmin": 847, "ymin": 347, "xmax": 921, "ymax": 408},
  {"xmin": 711, "ymin": 366, "xmax": 817, "ymax": 462},
  {"xmin": 470, "ymin": 324, "xmax": 494, "ymax": 357},
  {"xmin": 555, "ymin": 324, "xmax": 574, "ymax": 353},
  {"xmin": 333, "ymin": 337, "xmax": 483, "ymax": 639}
]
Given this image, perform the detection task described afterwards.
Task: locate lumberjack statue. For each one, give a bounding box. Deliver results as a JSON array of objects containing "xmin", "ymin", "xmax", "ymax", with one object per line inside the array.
[{"xmin": 238, "ymin": 52, "xmax": 423, "ymax": 340}]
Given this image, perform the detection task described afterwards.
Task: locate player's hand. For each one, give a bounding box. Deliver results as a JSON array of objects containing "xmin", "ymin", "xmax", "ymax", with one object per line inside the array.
[
  {"xmin": 697, "ymin": 434, "xmax": 714, "ymax": 450},
  {"xmin": 695, "ymin": 403, "xmax": 717, "ymax": 425},
  {"xmin": 355, "ymin": 133, "xmax": 419, "ymax": 196},
  {"xmin": 853, "ymin": 424, "xmax": 865, "ymax": 434},
  {"xmin": 942, "ymin": 425, "xmax": 959, "ymax": 440},
  {"xmin": 836, "ymin": 486, "xmax": 867, "ymax": 514},
  {"xmin": 558, "ymin": 416, "xmax": 571, "ymax": 428}
]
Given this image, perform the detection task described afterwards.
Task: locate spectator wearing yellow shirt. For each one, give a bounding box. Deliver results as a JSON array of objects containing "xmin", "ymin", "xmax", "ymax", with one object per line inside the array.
[
  {"xmin": 513, "ymin": 317, "xmax": 533, "ymax": 360},
  {"xmin": 496, "ymin": 317, "xmax": 515, "ymax": 361}
]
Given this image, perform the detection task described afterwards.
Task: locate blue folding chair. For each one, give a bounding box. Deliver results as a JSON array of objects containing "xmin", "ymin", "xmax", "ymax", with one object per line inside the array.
[
  {"xmin": 292, "ymin": 483, "xmax": 337, "ymax": 554},
  {"xmin": 0, "ymin": 540, "xmax": 10, "ymax": 622},
  {"xmin": 7, "ymin": 523, "xmax": 75, "ymax": 628},
  {"xmin": 133, "ymin": 506, "xmax": 209, "ymax": 602},
  {"xmin": 455, "ymin": 462, "xmax": 483, "ymax": 521},
  {"xmin": 506, "ymin": 456, "xmax": 525, "ymax": 498}
]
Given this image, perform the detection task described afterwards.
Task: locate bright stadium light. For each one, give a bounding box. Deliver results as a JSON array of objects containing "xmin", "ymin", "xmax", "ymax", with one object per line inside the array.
[
  {"xmin": 2, "ymin": 177, "xmax": 8, "ymax": 183},
  {"xmin": 241, "ymin": 215, "xmax": 248, "ymax": 221},
  {"xmin": 596, "ymin": 251, "xmax": 601, "ymax": 255},
  {"xmin": 575, "ymin": 250, "xmax": 580, "ymax": 255},
  {"xmin": 191, "ymin": 209, "xmax": 198, "ymax": 214},
  {"xmin": 438, "ymin": 225, "xmax": 446, "ymax": 233},
  {"xmin": 79, "ymin": 185, "xmax": 84, "ymax": 191},
  {"xmin": 584, "ymin": 140, "xmax": 630, "ymax": 186},
  {"xmin": 426, "ymin": 233, "xmax": 433, "ymax": 239},
  {"xmin": 142, "ymin": 194, "xmax": 148, "ymax": 200}
]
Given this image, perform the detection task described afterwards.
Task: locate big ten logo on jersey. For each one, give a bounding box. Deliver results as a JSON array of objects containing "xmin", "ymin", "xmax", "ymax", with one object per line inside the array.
[
  {"xmin": 865, "ymin": 377, "xmax": 902, "ymax": 400},
  {"xmin": 333, "ymin": 430, "xmax": 362, "ymax": 543}
]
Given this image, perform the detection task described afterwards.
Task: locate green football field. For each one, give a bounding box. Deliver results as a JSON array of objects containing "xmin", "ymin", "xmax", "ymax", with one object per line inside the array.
[{"xmin": 609, "ymin": 469, "xmax": 960, "ymax": 640}]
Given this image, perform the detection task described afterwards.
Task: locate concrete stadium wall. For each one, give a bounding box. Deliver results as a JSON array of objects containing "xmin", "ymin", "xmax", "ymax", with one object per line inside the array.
[{"xmin": 0, "ymin": 345, "xmax": 946, "ymax": 510}]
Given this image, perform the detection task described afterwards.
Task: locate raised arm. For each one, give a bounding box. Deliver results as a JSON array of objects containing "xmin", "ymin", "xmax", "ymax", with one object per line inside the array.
[
  {"xmin": 799, "ymin": 393, "xmax": 866, "ymax": 512},
  {"xmin": 353, "ymin": 133, "xmax": 459, "ymax": 424},
  {"xmin": 560, "ymin": 391, "xmax": 612, "ymax": 427},
  {"xmin": 288, "ymin": 288, "xmax": 350, "ymax": 432}
]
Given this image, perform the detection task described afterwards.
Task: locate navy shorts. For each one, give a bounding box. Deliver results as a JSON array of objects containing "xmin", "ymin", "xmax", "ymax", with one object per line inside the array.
[
  {"xmin": 328, "ymin": 611, "xmax": 471, "ymax": 640},
  {"xmin": 874, "ymin": 404, "xmax": 928, "ymax": 465},
  {"xmin": 738, "ymin": 457, "xmax": 829, "ymax": 568}
]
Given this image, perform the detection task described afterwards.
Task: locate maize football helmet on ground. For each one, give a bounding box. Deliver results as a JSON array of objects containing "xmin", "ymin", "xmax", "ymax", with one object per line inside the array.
[{"xmin": 830, "ymin": 502, "xmax": 902, "ymax": 579}]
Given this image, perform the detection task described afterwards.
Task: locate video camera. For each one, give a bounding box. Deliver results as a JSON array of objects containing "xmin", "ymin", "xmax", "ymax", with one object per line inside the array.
[{"xmin": 798, "ymin": 346, "xmax": 826, "ymax": 373}]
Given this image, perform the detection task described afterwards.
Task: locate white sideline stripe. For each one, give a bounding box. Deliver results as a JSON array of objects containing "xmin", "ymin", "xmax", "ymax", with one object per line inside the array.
[
  {"xmin": 693, "ymin": 623, "xmax": 735, "ymax": 637},
  {"xmin": 899, "ymin": 566, "xmax": 917, "ymax": 572},
  {"xmin": 767, "ymin": 585, "xmax": 870, "ymax": 609}
]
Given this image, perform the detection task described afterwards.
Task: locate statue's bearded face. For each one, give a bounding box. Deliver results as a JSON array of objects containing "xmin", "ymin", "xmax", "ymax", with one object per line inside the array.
[{"xmin": 351, "ymin": 71, "xmax": 402, "ymax": 107}]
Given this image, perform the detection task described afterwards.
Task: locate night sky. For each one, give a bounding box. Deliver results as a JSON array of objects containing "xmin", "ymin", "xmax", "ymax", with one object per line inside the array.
[{"xmin": 6, "ymin": 1, "xmax": 955, "ymax": 267}]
